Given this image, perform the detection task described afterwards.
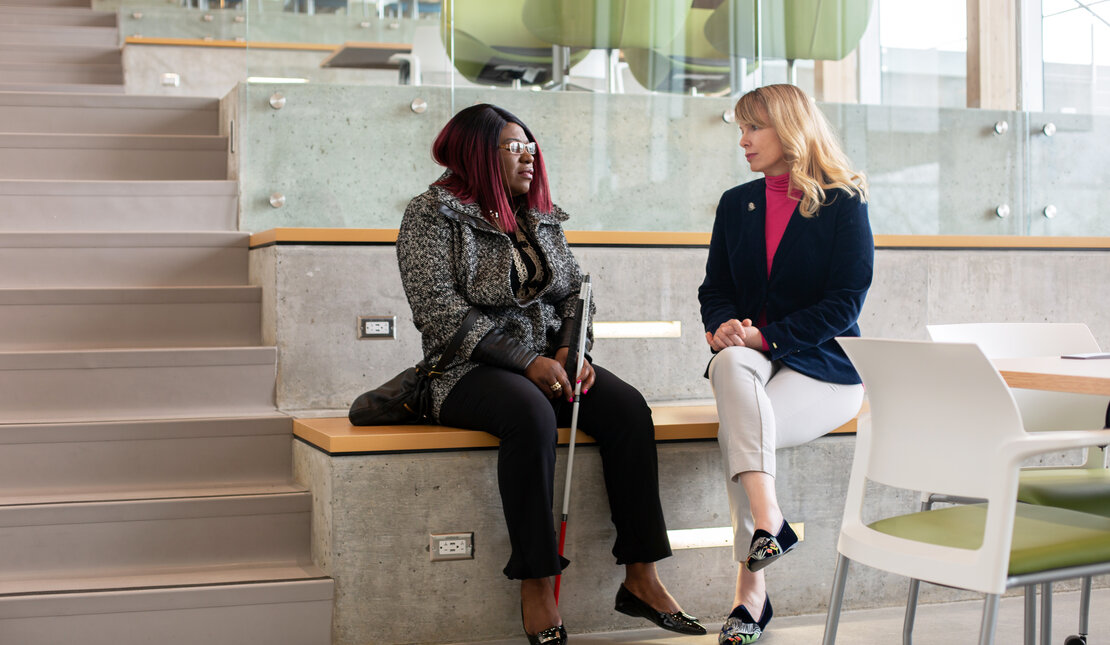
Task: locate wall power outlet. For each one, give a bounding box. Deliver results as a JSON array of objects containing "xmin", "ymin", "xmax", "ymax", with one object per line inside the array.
[
  {"xmin": 357, "ymin": 315, "xmax": 396, "ymax": 339},
  {"xmin": 429, "ymin": 532, "xmax": 474, "ymax": 561}
]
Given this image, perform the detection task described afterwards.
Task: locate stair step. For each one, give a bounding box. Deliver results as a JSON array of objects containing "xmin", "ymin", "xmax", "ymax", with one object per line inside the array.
[
  {"xmin": 0, "ymin": 492, "xmax": 312, "ymax": 587},
  {"xmin": 0, "ymin": 180, "xmax": 237, "ymax": 231},
  {"xmin": 0, "ymin": 43, "xmax": 121, "ymax": 65},
  {"xmin": 0, "ymin": 577, "xmax": 332, "ymax": 645},
  {"xmin": 0, "ymin": 232, "xmax": 249, "ymax": 286},
  {"xmin": 0, "ymin": 346, "xmax": 277, "ymax": 423},
  {"xmin": 0, "ymin": 0, "xmax": 91, "ymax": 7},
  {"xmin": 0, "ymin": 23, "xmax": 117, "ymax": 48},
  {"xmin": 0, "ymin": 80, "xmax": 124, "ymax": 93},
  {"xmin": 0, "ymin": 6, "xmax": 116, "ymax": 27},
  {"xmin": 0, "ymin": 92, "xmax": 220, "ymax": 135},
  {"xmin": 0, "ymin": 133, "xmax": 228, "ymax": 180},
  {"xmin": 0, "ymin": 62, "xmax": 123, "ymax": 85},
  {"xmin": 0, "ymin": 286, "xmax": 262, "ymax": 349}
]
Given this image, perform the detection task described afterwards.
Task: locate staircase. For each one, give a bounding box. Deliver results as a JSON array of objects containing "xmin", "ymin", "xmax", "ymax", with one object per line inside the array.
[{"xmin": 0, "ymin": 1, "xmax": 334, "ymax": 643}]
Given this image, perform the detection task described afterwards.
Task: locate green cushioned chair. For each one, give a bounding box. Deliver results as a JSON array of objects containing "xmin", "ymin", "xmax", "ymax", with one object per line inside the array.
[
  {"xmin": 703, "ymin": 0, "xmax": 873, "ymax": 62},
  {"xmin": 623, "ymin": 5, "xmax": 732, "ymax": 94},
  {"xmin": 824, "ymin": 338, "xmax": 1110, "ymax": 645},
  {"xmin": 521, "ymin": 0, "xmax": 691, "ymax": 51},
  {"xmin": 439, "ymin": 0, "xmax": 587, "ymax": 86},
  {"xmin": 926, "ymin": 323, "xmax": 1110, "ymax": 645}
]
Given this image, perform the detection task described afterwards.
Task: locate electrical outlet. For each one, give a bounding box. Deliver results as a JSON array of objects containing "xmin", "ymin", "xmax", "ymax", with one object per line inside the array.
[
  {"xmin": 357, "ymin": 316, "xmax": 396, "ymax": 339},
  {"xmin": 429, "ymin": 532, "xmax": 474, "ymax": 561}
]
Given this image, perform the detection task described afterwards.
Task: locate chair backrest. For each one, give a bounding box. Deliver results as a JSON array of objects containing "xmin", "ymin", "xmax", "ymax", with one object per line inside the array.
[
  {"xmin": 703, "ymin": 0, "xmax": 873, "ymax": 61},
  {"xmin": 926, "ymin": 323, "xmax": 1106, "ymax": 433},
  {"xmin": 836, "ymin": 337, "xmax": 1028, "ymax": 593},
  {"xmin": 624, "ymin": 6, "xmax": 730, "ymax": 93},
  {"xmin": 440, "ymin": 0, "xmax": 588, "ymax": 86},
  {"xmin": 838, "ymin": 338, "xmax": 1025, "ymax": 499},
  {"xmin": 522, "ymin": 0, "xmax": 690, "ymax": 51}
]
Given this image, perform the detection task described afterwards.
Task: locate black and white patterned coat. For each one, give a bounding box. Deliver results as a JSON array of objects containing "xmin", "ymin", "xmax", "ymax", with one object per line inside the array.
[{"xmin": 396, "ymin": 181, "xmax": 593, "ymax": 420}]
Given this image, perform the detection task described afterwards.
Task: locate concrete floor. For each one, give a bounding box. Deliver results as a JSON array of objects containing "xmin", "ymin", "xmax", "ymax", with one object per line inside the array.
[{"xmin": 457, "ymin": 587, "xmax": 1108, "ymax": 644}]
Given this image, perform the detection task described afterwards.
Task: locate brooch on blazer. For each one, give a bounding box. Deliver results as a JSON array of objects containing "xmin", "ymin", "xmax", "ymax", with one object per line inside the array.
[{"xmin": 747, "ymin": 202, "xmax": 756, "ymax": 211}]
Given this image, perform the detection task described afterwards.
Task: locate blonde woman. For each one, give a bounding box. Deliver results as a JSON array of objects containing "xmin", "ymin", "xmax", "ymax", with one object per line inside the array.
[{"xmin": 698, "ymin": 84, "xmax": 873, "ymax": 644}]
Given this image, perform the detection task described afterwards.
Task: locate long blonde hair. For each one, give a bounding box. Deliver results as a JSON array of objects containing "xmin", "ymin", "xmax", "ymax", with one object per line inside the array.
[{"xmin": 734, "ymin": 84, "xmax": 867, "ymax": 218}]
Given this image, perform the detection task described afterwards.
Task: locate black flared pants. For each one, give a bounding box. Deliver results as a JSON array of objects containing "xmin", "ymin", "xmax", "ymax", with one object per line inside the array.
[{"xmin": 439, "ymin": 363, "xmax": 673, "ymax": 580}]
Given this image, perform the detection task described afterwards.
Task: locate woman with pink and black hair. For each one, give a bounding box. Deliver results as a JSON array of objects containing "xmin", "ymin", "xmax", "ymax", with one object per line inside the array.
[{"xmin": 397, "ymin": 104, "xmax": 704, "ymax": 643}]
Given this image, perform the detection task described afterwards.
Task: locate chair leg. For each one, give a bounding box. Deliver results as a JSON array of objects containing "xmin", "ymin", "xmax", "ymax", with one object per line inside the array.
[
  {"xmin": 903, "ymin": 579, "xmax": 921, "ymax": 645},
  {"xmin": 1023, "ymin": 585, "xmax": 1036, "ymax": 645},
  {"xmin": 1078, "ymin": 575, "xmax": 1092, "ymax": 637},
  {"xmin": 1039, "ymin": 582, "xmax": 1052, "ymax": 645},
  {"xmin": 822, "ymin": 554, "xmax": 851, "ymax": 645},
  {"xmin": 978, "ymin": 594, "xmax": 1001, "ymax": 645}
]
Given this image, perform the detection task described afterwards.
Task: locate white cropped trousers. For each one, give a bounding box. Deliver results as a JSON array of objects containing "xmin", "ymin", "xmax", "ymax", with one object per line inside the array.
[{"xmin": 707, "ymin": 346, "xmax": 864, "ymax": 561}]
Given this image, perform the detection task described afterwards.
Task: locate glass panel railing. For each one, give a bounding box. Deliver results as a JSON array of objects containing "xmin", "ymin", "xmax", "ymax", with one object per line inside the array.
[{"xmin": 165, "ymin": 0, "xmax": 1093, "ymax": 237}]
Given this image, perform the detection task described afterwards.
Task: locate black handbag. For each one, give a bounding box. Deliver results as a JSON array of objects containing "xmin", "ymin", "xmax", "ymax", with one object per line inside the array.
[{"xmin": 348, "ymin": 308, "xmax": 479, "ymax": 426}]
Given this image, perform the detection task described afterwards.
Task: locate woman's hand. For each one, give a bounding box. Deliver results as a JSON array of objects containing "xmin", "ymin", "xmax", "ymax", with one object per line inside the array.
[
  {"xmin": 525, "ymin": 356, "xmax": 575, "ymax": 402},
  {"xmin": 554, "ymin": 346, "xmax": 595, "ymax": 395},
  {"xmin": 706, "ymin": 318, "xmax": 764, "ymax": 352}
]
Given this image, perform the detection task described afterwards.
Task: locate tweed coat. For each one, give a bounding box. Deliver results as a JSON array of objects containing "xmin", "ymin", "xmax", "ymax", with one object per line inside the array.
[{"xmin": 396, "ymin": 179, "xmax": 593, "ymax": 420}]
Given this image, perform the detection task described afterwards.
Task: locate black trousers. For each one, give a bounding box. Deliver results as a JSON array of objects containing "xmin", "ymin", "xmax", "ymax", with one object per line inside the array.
[{"xmin": 439, "ymin": 363, "xmax": 673, "ymax": 580}]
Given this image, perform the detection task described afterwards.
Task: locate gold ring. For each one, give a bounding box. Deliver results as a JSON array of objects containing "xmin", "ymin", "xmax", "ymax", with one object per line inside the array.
[{"xmin": 550, "ymin": 381, "xmax": 563, "ymax": 393}]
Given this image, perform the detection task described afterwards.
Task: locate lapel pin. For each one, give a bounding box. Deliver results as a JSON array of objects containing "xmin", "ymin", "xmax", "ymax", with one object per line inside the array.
[{"xmin": 747, "ymin": 202, "xmax": 755, "ymax": 211}]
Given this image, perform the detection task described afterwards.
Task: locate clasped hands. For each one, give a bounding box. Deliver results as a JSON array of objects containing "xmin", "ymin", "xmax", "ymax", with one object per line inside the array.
[
  {"xmin": 525, "ymin": 346, "xmax": 595, "ymax": 401},
  {"xmin": 705, "ymin": 318, "xmax": 764, "ymax": 352}
]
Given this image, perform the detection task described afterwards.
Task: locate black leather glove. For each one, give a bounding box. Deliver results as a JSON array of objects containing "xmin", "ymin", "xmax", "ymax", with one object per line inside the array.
[{"xmin": 472, "ymin": 328, "xmax": 539, "ymax": 373}]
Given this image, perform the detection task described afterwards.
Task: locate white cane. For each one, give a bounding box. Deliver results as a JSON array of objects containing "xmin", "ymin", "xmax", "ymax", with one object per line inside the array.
[{"xmin": 553, "ymin": 275, "xmax": 591, "ymax": 604}]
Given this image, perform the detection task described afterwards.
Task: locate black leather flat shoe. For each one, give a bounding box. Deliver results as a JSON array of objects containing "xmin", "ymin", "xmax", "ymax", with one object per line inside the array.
[
  {"xmin": 719, "ymin": 595, "xmax": 773, "ymax": 644},
  {"xmin": 525, "ymin": 624, "xmax": 567, "ymax": 645},
  {"xmin": 614, "ymin": 584, "xmax": 706, "ymax": 635},
  {"xmin": 746, "ymin": 519, "xmax": 799, "ymax": 572}
]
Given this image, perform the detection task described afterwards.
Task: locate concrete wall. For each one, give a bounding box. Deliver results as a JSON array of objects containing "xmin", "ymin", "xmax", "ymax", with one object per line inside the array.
[
  {"xmin": 267, "ymin": 240, "xmax": 1110, "ymax": 643},
  {"xmin": 251, "ymin": 243, "xmax": 1110, "ymax": 415}
]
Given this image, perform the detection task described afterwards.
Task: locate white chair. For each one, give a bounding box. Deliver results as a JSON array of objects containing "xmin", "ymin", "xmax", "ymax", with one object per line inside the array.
[
  {"xmin": 822, "ymin": 338, "xmax": 1110, "ymax": 645},
  {"xmin": 927, "ymin": 323, "xmax": 1110, "ymax": 645}
]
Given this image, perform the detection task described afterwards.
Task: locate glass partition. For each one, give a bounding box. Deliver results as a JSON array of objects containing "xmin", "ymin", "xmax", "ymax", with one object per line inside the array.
[{"xmin": 92, "ymin": 0, "xmax": 1089, "ymax": 235}]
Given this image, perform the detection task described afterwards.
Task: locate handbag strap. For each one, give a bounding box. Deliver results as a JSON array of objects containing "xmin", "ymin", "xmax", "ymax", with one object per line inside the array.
[{"xmin": 427, "ymin": 307, "xmax": 480, "ymax": 376}]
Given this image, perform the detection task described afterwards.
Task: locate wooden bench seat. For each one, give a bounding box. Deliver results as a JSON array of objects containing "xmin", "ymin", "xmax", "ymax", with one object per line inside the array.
[{"xmin": 293, "ymin": 401, "xmax": 867, "ymax": 455}]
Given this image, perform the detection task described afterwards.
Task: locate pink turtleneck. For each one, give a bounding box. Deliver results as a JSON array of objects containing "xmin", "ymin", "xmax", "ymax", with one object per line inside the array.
[
  {"xmin": 756, "ymin": 173, "xmax": 800, "ymax": 351},
  {"xmin": 764, "ymin": 172, "xmax": 798, "ymax": 275}
]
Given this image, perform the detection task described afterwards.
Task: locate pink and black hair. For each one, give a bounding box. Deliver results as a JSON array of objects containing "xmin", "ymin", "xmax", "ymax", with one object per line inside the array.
[{"xmin": 431, "ymin": 103, "xmax": 553, "ymax": 233}]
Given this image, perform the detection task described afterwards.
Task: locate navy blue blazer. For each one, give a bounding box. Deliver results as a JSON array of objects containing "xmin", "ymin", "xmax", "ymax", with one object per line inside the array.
[{"xmin": 698, "ymin": 178, "xmax": 874, "ymax": 384}]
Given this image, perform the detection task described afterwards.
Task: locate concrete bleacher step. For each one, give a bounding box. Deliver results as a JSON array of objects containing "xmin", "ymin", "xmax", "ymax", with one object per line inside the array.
[
  {"xmin": 0, "ymin": 577, "xmax": 333, "ymax": 645},
  {"xmin": 0, "ymin": 23, "xmax": 117, "ymax": 47},
  {"xmin": 0, "ymin": 491, "xmax": 313, "ymax": 588},
  {"xmin": 0, "ymin": 62, "xmax": 124, "ymax": 86},
  {"xmin": 0, "ymin": 5, "xmax": 115, "ymax": 27},
  {"xmin": 0, "ymin": 285, "xmax": 262, "ymax": 350},
  {"xmin": 0, "ymin": 346, "xmax": 277, "ymax": 423},
  {"xmin": 0, "ymin": 43, "xmax": 120, "ymax": 65},
  {"xmin": 0, "ymin": 133, "xmax": 228, "ymax": 180},
  {"xmin": 0, "ymin": 181, "xmax": 237, "ymax": 231},
  {"xmin": 0, "ymin": 92, "xmax": 220, "ymax": 135},
  {"xmin": 0, "ymin": 0, "xmax": 90, "ymax": 7},
  {"xmin": 0, "ymin": 232, "xmax": 249, "ymax": 286},
  {"xmin": 0, "ymin": 80, "xmax": 123, "ymax": 94},
  {"xmin": 0, "ymin": 415, "xmax": 295, "ymax": 502}
]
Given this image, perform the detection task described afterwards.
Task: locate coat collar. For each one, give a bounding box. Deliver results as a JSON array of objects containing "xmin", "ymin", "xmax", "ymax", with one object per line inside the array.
[{"xmin": 430, "ymin": 172, "xmax": 567, "ymax": 233}]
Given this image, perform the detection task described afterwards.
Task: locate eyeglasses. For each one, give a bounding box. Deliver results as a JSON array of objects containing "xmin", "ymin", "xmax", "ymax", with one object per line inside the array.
[{"xmin": 497, "ymin": 141, "xmax": 537, "ymax": 155}]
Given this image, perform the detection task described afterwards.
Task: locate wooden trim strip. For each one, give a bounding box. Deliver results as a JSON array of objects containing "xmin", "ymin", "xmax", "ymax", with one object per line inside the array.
[
  {"xmin": 249, "ymin": 228, "xmax": 1110, "ymax": 250},
  {"xmin": 124, "ymin": 36, "xmax": 338, "ymax": 51},
  {"xmin": 874, "ymin": 235, "xmax": 1110, "ymax": 249}
]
